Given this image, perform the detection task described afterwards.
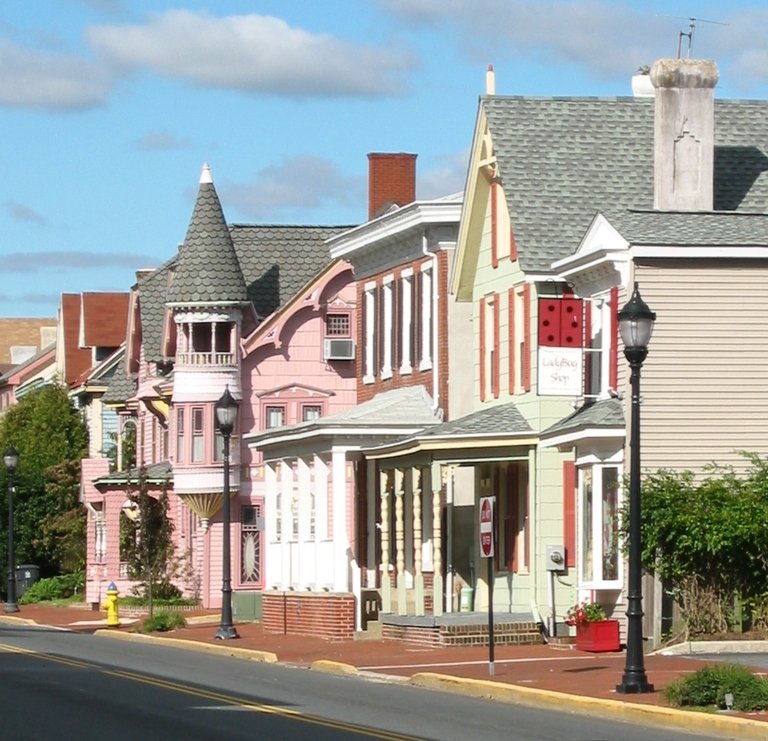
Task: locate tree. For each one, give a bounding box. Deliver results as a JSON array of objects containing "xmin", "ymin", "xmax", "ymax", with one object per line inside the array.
[
  {"xmin": 0, "ymin": 384, "xmax": 88, "ymax": 579},
  {"xmin": 120, "ymin": 467, "xmax": 176, "ymax": 617}
]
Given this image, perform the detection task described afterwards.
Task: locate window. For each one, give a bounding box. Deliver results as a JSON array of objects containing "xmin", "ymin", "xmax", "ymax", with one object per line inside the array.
[
  {"xmin": 214, "ymin": 322, "xmax": 232, "ymax": 352},
  {"xmin": 579, "ymin": 464, "xmax": 621, "ymax": 587},
  {"xmin": 265, "ymin": 406, "xmax": 285, "ymax": 429},
  {"xmin": 214, "ymin": 428, "xmax": 224, "ymax": 461},
  {"xmin": 191, "ymin": 407, "xmax": 204, "ymax": 462},
  {"xmin": 326, "ymin": 313, "xmax": 350, "ymax": 336},
  {"xmin": 93, "ymin": 503, "xmax": 106, "ymax": 562},
  {"xmin": 240, "ymin": 504, "xmax": 262, "ymax": 584},
  {"xmin": 191, "ymin": 323, "xmax": 211, "ymax": 353},
  {"xmin": 302, "ymin": 405, "xmax": 322, "ymax": 422},
  {"xmin": 584, "ymin": 289, "xmax": 618, "ymax": 399}
]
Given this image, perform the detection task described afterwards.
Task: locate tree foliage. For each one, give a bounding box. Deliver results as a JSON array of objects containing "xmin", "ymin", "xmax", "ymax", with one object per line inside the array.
[
  {"xmin": 0, "ymin": 384, "xmax": 88, "ymax": 579},
  {"xmin": 120, "ymin": 468, "xmax": 176, "ymax": 617},
  {"xmin": 638, "ymin": 453, "xmax": 768, "ymax": 637}
]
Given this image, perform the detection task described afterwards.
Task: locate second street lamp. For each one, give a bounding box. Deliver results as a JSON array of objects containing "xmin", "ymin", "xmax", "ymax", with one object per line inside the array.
[
  {"xmin": 616, "ymin": 283, "xmax": 655, "ymax": 694},
  {"xmin": 4, "ymin": 444, "xmax": 19, "ymax": 614},
  {"xmin": 215, "ymin": 387, "xmax": 239, "ymax": 640}
]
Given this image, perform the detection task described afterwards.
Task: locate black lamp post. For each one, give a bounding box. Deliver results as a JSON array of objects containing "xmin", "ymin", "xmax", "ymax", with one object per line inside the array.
[
  {"xmin": 4, "ymin": 444, "xmax": 19, "ymax": 614},
  {"xmin": 616, "ymin": 283, "xmax": 655, "ymax": 694},
  {"xmin": 215, "ymin": 387, "xmax": 239, "ymax": 640}
]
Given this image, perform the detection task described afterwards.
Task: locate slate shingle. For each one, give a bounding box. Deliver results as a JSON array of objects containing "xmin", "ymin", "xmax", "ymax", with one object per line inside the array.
[{"xmin": 484, "ymin": 96, "xmax": 768, "ymax": 271}]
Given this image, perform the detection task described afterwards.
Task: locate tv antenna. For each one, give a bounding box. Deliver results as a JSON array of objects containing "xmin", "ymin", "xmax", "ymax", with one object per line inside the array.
[{"xmin": 674, "ymin": 16, "xmax": 728, "ymax": 58}]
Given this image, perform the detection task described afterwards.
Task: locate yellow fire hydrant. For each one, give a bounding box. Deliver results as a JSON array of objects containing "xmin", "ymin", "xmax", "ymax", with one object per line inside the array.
[{"xmin": 103, "ymin": 582, "xmax": 120, "ymax": 628}]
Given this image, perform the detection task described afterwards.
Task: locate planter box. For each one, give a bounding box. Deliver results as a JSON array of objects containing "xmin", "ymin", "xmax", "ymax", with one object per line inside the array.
[{"xmin": 575, "ymin": 619, "xmax": 620, "ymax": 652}]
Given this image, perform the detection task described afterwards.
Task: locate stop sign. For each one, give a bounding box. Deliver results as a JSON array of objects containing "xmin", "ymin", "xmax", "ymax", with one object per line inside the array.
[{"xmin": 479, "ymin": 496, "xmax": 495, "ymax": 558}]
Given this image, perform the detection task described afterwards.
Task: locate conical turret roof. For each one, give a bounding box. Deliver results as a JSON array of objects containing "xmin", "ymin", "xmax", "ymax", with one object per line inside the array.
[{"xmin": 167, "ymin": 164, "xmax": 248, "ymax": 305}]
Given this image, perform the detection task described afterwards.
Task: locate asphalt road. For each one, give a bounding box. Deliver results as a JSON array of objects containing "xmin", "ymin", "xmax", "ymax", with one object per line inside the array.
[{"xmin": 0, "ymin": 623, "xmax": 728, "ymax": 741}]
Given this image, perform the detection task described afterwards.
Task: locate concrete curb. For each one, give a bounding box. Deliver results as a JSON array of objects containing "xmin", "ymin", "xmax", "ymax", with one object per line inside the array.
[
  {"xmin": 93, "ymin": 629, "xmax": 278, "ymax": 663},
  {"xmin": 0, "ymin": 615, "xmax": 42, "ymax": 627},
  {"xmin": 658, "ymin": 640, "xmax": 768, "ymax": 656},
  {"xmin": 310, "ymin": 659, "xmax": 359, "ymax": 675},
  {"xmin": 409, "ymin": 672, "xmax": 768, "ymax": 740}
]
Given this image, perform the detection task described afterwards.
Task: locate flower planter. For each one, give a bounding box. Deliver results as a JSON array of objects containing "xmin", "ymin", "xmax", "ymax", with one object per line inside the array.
[{"xmin": 575, "ymin": 619, "xmax": 620, "ymax": 652}]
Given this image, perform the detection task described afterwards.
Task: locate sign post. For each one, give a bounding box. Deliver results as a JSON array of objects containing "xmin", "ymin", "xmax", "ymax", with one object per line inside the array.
[{"xmin": 479, "ymin": 496, "xmax": 496, "ymax": 676}]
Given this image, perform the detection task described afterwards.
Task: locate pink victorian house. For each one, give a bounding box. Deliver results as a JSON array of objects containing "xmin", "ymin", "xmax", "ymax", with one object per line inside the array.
[{"xmin": 80, "ymin": 165, "xmax": 357, "ymax": 619}]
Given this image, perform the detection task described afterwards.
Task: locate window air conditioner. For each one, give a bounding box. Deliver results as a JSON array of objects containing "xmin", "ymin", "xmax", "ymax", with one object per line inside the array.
[{"xmin": 324, "ymin": 338, "xmax": 355, "ymax": 360}]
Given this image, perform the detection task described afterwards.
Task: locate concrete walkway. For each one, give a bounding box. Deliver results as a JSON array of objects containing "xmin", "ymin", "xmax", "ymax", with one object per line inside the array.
[{"xmin": 3, "ymin": 603, "xmax": 768, "ymax": 740}]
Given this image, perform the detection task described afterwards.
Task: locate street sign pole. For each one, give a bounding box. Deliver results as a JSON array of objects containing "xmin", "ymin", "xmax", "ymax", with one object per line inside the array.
[
  {"xmin": 487, "ymin": 552, "xmax": 495, "ymax": 676},
  {"xmin": 479, "ymin": 496, "xmax": 496, "ymax": 676}
]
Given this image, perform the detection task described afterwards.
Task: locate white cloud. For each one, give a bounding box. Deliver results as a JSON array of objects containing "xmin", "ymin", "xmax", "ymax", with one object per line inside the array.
[
  {"xmin": 3, "ymin": 250, "xmax": 157, "ymax": 272},
  {"xmin": 418, "ymin": 150, "xmax": 469, "ymax": 200},
  {"xmin": 87, "ymin": 10, "xmax": 415, "ymax": 97},
  {"xmin": 376, "ymin": 0, "xmax": 768, "ymax": 87},
  {"xmin": 222, "ymin": 155, "xmax": 364, "ymax": 220},
  {"xmin": 0, "ymin": 38, "xmax": 111, "ymax": 110},
  {"xmin": 134, "ymin": 130, "xmax": 192, "ymax": 151}
]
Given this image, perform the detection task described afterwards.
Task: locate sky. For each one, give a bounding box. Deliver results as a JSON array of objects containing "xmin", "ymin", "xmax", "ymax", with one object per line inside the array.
[{"xmin": 2, "ymin": 0, "xmax": 768, "ymax": 318}]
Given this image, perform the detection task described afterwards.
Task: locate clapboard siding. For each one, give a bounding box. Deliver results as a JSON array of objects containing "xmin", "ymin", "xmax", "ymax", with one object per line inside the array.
[{"xmin": 635, "ymin": 260, "xmax": 768, "ymax": 474}]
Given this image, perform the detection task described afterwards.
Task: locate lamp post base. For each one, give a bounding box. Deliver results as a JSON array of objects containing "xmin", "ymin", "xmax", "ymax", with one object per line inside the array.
[
  {"xmin": 616, "ymin": 674, "xmax": 654, "ymax": 694},
  {"xmin": 215, "ymin": 624, "xmax": 239, "ymax": 640},
  {"xmin": 4, "ymin": 602, "xmax": 19, "ymax": 614}
]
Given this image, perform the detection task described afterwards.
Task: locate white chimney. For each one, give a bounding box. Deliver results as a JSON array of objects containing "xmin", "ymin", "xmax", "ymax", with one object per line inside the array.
[{"xmin": 650, "ymin": 58, "xmax": 719, "ymax": 211}]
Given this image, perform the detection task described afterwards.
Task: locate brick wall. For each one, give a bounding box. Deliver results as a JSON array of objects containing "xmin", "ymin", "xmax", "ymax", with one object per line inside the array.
[{"xmin": 262, "ymin": 591, "xmax": 356, "ymax": 641}]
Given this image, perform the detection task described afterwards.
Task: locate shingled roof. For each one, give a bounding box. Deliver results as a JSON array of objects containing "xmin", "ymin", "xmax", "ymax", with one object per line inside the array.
[
  {"xmin": 483, "ymin": 96, "xmax": 768, "ymax": 272},
  {"xmin": 231, "ymin": 224, "xmax": 354, "ymax": 319},
  {"xmin": 167, "ymin": 165, "xmax": 248, "ymax": 306}
]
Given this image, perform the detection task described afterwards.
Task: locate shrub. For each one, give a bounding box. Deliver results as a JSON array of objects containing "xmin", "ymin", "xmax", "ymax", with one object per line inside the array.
[
  {"xmin": 138, "ymin": 611, "xmax": 187, "ymax": 633},
  {"xmin": 18, "ymin": 572, "xmax": 84, "ymax": 604},
  {"xmin": 664, "ymin": 663, "xmax": 768, "ymax": 712}
]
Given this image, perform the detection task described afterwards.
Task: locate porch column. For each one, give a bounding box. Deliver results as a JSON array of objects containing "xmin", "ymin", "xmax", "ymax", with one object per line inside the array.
[
  {"xmin": 296, "ymin": 456, "xmax": 311, "ymax": 589},
  {"xmin": 331, "ymin": 446, "xmax": 350, "ymax": 593},
  {"xmin": 395, "ymin": 467, "xmax": 406, "ymax": 615},
  {"xmin": 379, "ymin": 469, "xmax": 391, "ymax": 612},
  {"xmin": 279, "ymin": 460, "xmax": 294, "ymax": 589},
  {"xmin": 413, "ymin": 467, "xmax": 424, "ymax": 615},
  {"xmin": 432, "ymin": 462, "xmax": 443, "ymax": 616},
  {"xmin": 264, "ymin": 462, "xmax": 280, "ymax": 589}
]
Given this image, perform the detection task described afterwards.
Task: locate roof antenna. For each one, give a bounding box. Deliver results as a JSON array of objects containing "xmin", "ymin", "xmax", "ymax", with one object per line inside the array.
[{"xmin": 674, "ymin": 16, "xmax": 729, "ymax": 58}]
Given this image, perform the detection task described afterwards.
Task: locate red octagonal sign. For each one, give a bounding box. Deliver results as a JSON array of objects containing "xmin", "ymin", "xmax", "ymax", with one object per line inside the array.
[{"xmin": 479, "ymin": 496, "xmax": 495, "ymax": 558}]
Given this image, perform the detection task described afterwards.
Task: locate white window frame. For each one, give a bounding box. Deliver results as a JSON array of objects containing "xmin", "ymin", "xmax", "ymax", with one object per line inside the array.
[
  {"xmin": 381, "ymin": 274, "xmax": 394, "ymax": 379},
  {"xmin": 419, "ymin": 265, "xmax": 433, "ymax": 370},
  {"xmin": 584, "ymin": 293, "xmax": 612, "ymax": 400},
  {"xmin": 400, "ymin": 269, "xmax": 413, "ymax": 375},
  {"xmin": 578, "ymin": 456, "xmax": 623, "ymax": 590},
  {"xmin": 364, "ymin": 281, "xmax": 376, "ymax": 384}
]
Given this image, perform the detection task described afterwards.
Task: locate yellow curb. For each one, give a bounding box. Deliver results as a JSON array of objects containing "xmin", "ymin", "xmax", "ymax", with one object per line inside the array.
[
  {"xmin": 310, "ymin": 659, "xmax": 359, "ymax": 675},
  {"xmin": 409, "ymin": 673, "xmax": 768, "ymax": 741},
  {"xmin": 94, "ymin": 629, "xmax": 278, "ymax": 663}
]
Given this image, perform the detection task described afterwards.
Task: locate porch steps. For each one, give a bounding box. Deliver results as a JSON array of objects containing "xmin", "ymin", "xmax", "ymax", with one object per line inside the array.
[{"xmin": 381, "ymin": 612, "xmax": 543, "ymax": 648}]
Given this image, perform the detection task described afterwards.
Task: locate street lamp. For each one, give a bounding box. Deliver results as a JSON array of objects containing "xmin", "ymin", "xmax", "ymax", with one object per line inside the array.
[
  {"xmin": 616, "ymin": 283, "xmax": 655, "ymax": 694},
  {"xmin": 215, "ymin": 387, "xmax": 239, "ymax": 640},
  {"xmin": 3, "ymin": 444, "xmax": 19, "ymax": 614}
]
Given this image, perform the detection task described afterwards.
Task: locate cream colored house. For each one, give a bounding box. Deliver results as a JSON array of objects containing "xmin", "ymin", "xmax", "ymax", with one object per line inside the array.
[{"xmin": 447, "ymin": 58, "xmax": 768, "ymax": 641}]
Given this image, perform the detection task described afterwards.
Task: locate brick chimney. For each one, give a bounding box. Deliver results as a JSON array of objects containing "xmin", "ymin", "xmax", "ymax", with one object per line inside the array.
[
  {"xmin": 367, "ymin": 152, "xmax": 417, "ymax": 220},
  {"xmin": 650, "ymin": 58, "xmax": 719, "ymax": 211}
]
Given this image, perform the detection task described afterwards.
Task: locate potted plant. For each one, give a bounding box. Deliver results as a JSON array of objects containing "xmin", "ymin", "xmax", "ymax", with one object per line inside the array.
[{"xmin": 566, "ymin": 601, "xmax": 620, "ymax": 652}]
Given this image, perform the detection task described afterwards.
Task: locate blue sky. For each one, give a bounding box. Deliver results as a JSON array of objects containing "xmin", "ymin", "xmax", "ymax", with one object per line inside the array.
[{"xmin": 2, "ymin": 0, "xmax": 767, "ymax": 317}]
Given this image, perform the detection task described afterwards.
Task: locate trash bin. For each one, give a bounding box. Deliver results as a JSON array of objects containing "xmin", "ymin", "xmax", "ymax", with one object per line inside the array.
[
  {"xmin": 459, "ymin": 586, "xmax": 474, "ymax": 612},
  {"xmin": 15, "ymin": 565, "xmax": 40, "ymax": 598}
]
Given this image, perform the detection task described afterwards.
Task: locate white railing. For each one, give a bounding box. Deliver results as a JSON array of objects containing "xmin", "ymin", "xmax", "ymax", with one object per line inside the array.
[{"xmin": 176, "ymin": 351, "xmax": 235, "ymax": 366}]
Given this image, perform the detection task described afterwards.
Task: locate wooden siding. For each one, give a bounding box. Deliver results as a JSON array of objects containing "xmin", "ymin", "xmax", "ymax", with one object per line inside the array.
[{"xmin": 636, "ymin": 260, "xmax": 768, "ymax": 474}]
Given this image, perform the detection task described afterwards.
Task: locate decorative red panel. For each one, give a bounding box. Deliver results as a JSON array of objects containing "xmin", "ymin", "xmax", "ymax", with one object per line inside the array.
[
  {"xmin": 560, "ymin": 298, "xmax": 583, "ymax": 347},
  {"xmin": 538, "ymin": 299, "xmax": 561, "ymax": 346}
]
